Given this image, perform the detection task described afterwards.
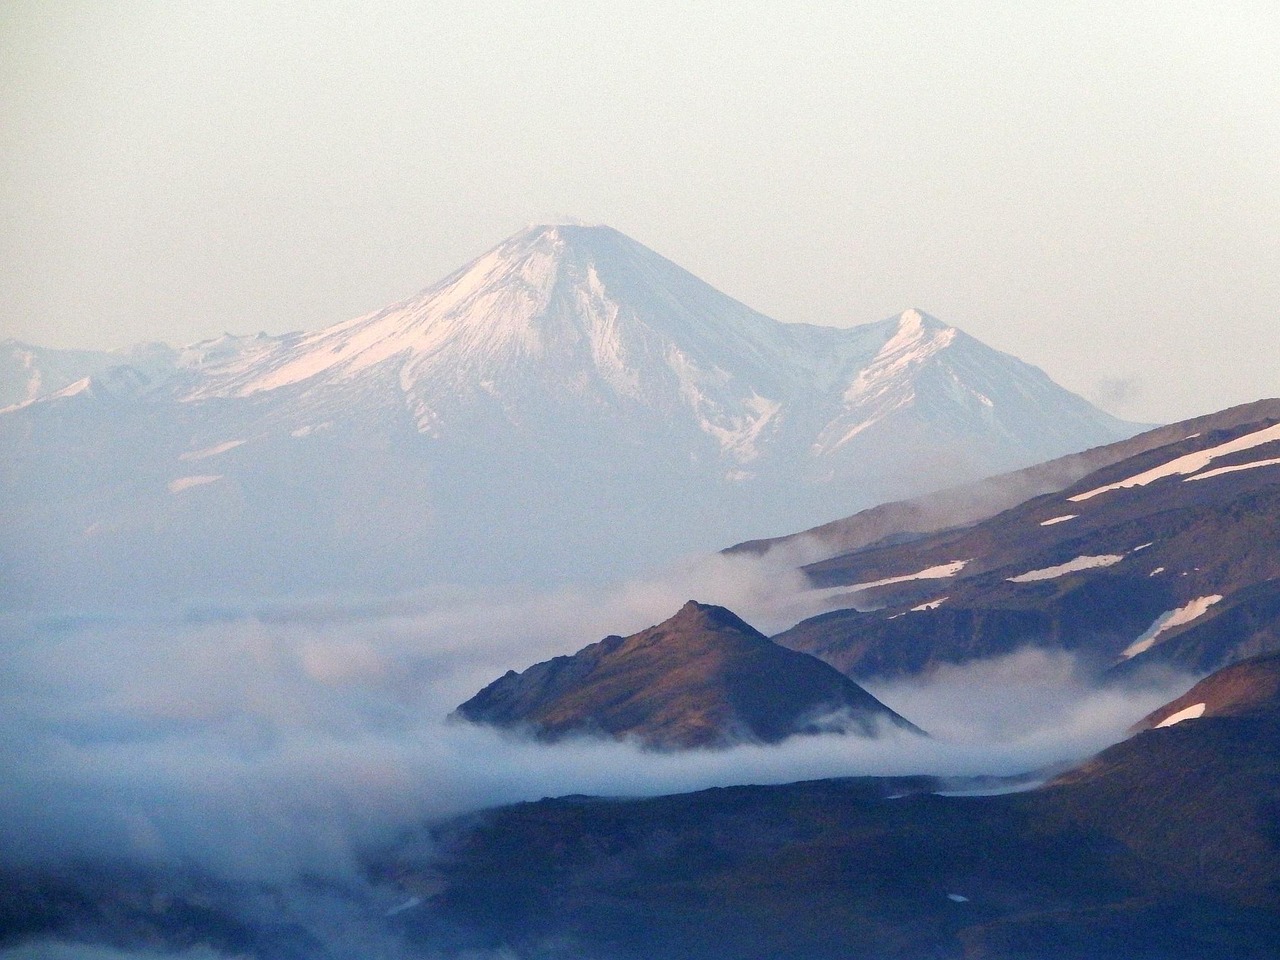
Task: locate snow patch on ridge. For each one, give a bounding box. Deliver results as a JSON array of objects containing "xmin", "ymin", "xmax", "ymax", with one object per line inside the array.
[
  {"xmin": 3, "ymin": 376, "xmax": 93, "ymax": 413},
  {"xmin": 814, "ymin": 310, "xmax": 958, "ymax": 455},
  {"xmin": 290, "ymin": 423, "xmax": 332, "ymax": 438},
  {"xmin": 179, "ymin": 440, "xmax": 245, "ymax": 461},
  {"xmin": 169, "ymin": 475, "xmax": 223, "ymax": 493},
  {"xmin": 1121, "ymin": 596, "xmax": 1223, "ymax": 659},
  {"xmin": 1008, "ymin": 555, "xmax": 1124, "ymax": 583},
  {"xmin": 1040, "ymin": 514, "xmax": 1077, "ymax": 526},
  {"xmin": 850, "ymin": 560, "xmax": 970, "ymax": 592},
  {"xmin": 700, "ymin": 393, "xmax": 783, "ymax": 461},
  {"xmin": 1156, "ymin": 702, "xmax": 1206, "ymax": 728},
  {"xmin": 1186, "ymin": 456, "xmax": 1280, "ymax": 482},
  {"xmin": 1070, "ymin": 422, "xmax": 1280, "ymax": 501}
]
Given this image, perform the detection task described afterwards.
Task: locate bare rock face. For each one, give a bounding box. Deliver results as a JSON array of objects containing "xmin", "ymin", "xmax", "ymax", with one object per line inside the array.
[{"xmin": 453, "ymin": 600, "xmax": 922, "ymax": 749}]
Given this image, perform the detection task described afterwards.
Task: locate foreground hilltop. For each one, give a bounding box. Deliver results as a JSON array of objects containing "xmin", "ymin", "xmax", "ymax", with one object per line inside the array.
[
  {"xmin": 453, "ymin": 600, "xmax": 921, "ymax": 748},
  {"xmin": 1133, "ymin": 650, "xmax": 1280, "ymax": 730}
]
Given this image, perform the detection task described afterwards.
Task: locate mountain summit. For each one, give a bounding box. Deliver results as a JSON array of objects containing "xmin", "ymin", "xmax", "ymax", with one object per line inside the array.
[
  {"xmin": 179, "ymin": 224, "xmax": 1133, "ymax": 477},
  {"xmin": 189, "ymin": 224, "xmax": 800, "ymax": 409},
  {"xmin": 0, "ymin": 225, "xmax": 1139, "ymax": 607}
]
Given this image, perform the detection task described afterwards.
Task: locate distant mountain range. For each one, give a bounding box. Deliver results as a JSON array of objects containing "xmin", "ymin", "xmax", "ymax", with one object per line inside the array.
[
  {"xmin": 6, "ymin": 353, "xmax": 1280, "ymax": 956},
  {"xmin": 9, "ymin": 222, "xmax": 1280, "ymax": 960},
  {"xmin": 0, "ymin": 224, "xmax": 1138, "ymax": 609},
  {"xmin": 768, "ymin": 400, "xmax": 1280, "ymax": 680},
  {"xmin": 453, "ymin": 600, "xmax": 921, "ymax": 748}
]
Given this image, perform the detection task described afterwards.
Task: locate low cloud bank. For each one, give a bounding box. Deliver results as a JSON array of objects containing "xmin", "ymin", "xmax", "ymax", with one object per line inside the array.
[
  {"xmin": 0, "ymin": 550, "xmax": 1194, "ymax": 887},
  {"xmin": 0, "ymin": 946, "xmax": 232, "ymax": 960}
]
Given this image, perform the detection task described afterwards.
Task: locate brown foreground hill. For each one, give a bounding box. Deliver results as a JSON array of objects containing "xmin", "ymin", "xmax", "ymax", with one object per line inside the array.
[
  {"xmin": 1133, "ymin": 649, "xmax": 1280, "ymax": 730},
  {"xmin": 453, "ymin": 600, "xmax": 921, "ymax": 748}
]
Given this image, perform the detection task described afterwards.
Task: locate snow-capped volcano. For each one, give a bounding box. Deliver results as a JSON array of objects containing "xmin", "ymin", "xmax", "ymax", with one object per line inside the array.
[
  {"xmin": 180, "ymin": 223, "xmax": 834, "ymax": 463},
  {"xmin": 0, "ymin": 224, "xmax": 1139, "ymax": 608},
  {"xmin": 192, "ymin": 224, "xmax": 806, "ymax": 403},
  {"xmin": 170, "ymin": 224, "xmax": 1131, "ymax": 475}
]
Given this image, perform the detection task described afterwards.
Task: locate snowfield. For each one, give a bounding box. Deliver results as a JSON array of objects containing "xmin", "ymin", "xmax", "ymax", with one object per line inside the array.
[
  {"xmin": 1007, "ymin": 555, "xmax": 1124, "ymax": 583},
  {"xmin": 1156, "ymin": 702, "xmax": 1206, "ymax": 728},
  {"xmin": 1070, "ymin": 422, "xmax": 1280, "ymax": 501},
  {"xmin": 1121, "ymin": 596, "xmax": 1224, "ymax": 660}
]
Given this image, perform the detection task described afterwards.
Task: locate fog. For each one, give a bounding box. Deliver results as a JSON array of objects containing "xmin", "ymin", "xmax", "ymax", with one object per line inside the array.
[
  {"xmin": 0, "ymin": 941, "xmax": 524, "ymax": 960},
  {"xmin": 0, "ymin": 946, "xmax": 232, "ymax": 960},
  {"xmin": 0, "ymin": 548, "xmax": 1193, "ymax": 896}
]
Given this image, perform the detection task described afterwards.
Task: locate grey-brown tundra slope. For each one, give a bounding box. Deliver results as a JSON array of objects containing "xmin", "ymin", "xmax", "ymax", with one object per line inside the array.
[{"xmin": 771, "ymin": 402, "xmax": 1280, "ymax": 680}]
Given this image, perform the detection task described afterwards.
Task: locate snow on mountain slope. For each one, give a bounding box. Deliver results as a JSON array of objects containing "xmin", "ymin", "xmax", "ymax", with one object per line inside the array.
[
  {"xmin": 1069, "ymin": 421, "xmax": 1280, "ymax": 501},
  {"xmin": 175, "ymin": 225, "xmax": 883, "ymax": 463},
  {"xmin": 163, "ymin": 225, "xmax": 1133, "ymax": 478},
  {"xmin": 0, "ymin": 339, "xmax": 180, "ymax": 410},
  {"xmin": 0, "ymin": 224, "xmax": 1140, "ymax": 608},
  {"xmin": 774, "ymin": 407, "xmax": 1280, "ymax": 681}
]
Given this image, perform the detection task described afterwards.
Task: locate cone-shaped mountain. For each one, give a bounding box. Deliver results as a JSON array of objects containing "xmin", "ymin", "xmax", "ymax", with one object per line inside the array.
[
  {"xmin": 453, "ymin": 600, "xmax": 922, "ymax": 749},
  {"xmin": 2, "ymin": 223, "xmax": 1140, "ymax": 608}
]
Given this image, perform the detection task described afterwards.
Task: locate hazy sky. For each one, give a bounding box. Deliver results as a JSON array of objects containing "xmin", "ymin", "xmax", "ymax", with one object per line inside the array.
[{"xmin": 3, "ymin": 1, "xmax": 1278, "ymax": 422}]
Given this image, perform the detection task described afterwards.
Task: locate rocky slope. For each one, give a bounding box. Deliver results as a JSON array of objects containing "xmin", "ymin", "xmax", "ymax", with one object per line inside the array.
[
  {"xmin": 453, "ymin": 600, "xmax": 921, "ymax": 748},
  {"xmin": 771, "ymin": 403, "xmax": 1280, "ymax": 680},
  {"xmin": 1133, "ymin": 650, "xmax": 1280, "ymax": 730},
  {"xmin": 729, "ymin": 398, "xmax": 1279, "ymax": 563}
]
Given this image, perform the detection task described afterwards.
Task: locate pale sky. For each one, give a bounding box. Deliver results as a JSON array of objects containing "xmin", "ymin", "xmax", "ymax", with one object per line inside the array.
[{"xmin": 3, "ymin": 1, "xmax": 1278, "ymax": 423}]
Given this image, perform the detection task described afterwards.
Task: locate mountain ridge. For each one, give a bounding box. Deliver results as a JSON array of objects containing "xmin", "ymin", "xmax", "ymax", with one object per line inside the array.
[
  {"xmin": 7, "ymin": 226, "xmax": 1135, "ymax": 472},
  {"xmin": 6, "ymin": 651, "xmax": 1279, "ymax": 959},
  {"xmin": 771, "ymin": 403, "xmax": 1280, "ymax": 680},
  {"xmin": 386, "ymin": 654, "xmax": 1280, "ymax": 960}
]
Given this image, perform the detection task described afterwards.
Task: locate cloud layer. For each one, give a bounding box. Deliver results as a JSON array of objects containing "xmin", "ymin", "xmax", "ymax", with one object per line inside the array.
[{"xmin": 0, "ymin": 549, "xmax": 1193, "ymax": 890}]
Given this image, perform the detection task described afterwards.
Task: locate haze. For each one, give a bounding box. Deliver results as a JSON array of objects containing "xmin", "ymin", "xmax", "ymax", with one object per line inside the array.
[
  {"xmin": 3, "ymin": 2, "xmax": 1278, "ymax": 423},
  {"xmin": 0, "ymin": 551, "xmax": 1188, "ymax": 884}
]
